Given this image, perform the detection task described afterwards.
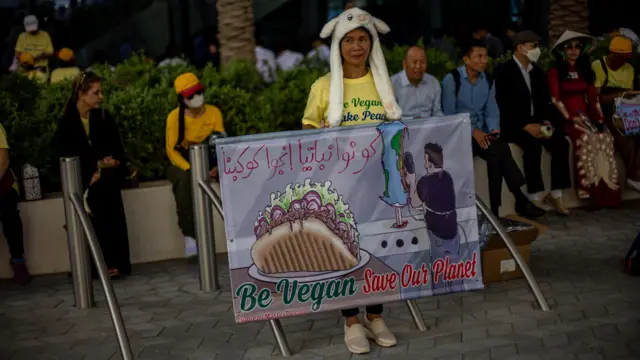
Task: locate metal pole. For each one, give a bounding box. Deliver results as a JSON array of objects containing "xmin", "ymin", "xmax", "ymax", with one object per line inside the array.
[
  {"xmin": 475, "ymin": 197, "xmax": 551, "ymax": 312},
  {"xmin": 199, "ymin": 180, "xmax": 224, "ymax": 218},
  {"xmin": 70, "ymin": 194, "xmax": 134, "ymax": 360},
  {"xmin": 189, "ymin": 144, "xmax": 218, "ymax": 292},
  {"xmin": 200, "ymin": 147, "xmax": 292, "ymax": 357},
  {"xmin": 406, "ymin": 300, "xmax": 428, "ymax": 331},
  {"xmin": 59, "ymin": 157, "xmax": 93, "ymax": 309},
  {"xmin": 269, "ymin": 319, "xmax": 292, "ymax": 357}
]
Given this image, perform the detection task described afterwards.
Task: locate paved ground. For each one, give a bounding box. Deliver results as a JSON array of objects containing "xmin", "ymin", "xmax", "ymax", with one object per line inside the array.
[{"xmin": 1, "ymin": 205, "xmax": 639, "ymax": 360}]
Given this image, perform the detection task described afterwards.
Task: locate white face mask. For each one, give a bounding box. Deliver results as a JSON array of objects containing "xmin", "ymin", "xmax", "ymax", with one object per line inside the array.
[
  {"xmin": 524, "ymin": 47, "xmax": 541, "ymax": 63},
  {"xmin": 185, "ymin": 94, "xmax": 204, "ymax": 109}
]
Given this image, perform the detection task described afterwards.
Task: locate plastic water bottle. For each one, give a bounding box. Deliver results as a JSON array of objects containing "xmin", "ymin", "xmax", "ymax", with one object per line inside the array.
[{"xmin": 578, "ymin": 111, "xmax": 597, "ymax": 133}]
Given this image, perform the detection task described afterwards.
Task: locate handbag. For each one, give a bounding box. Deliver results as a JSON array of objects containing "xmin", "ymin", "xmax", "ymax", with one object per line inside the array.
[{"xmin": 612, "ymin": 92, "xmax": 640, "ymax": 136}]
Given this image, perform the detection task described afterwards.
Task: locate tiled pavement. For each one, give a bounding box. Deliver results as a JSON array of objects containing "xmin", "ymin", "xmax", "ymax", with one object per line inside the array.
[{"xmin": 1, "ymin": 205, "xmax": 640, "ymax": 360}]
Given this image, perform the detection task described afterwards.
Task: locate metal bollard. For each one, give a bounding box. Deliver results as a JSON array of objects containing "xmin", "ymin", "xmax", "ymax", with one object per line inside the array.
[
  {"xmin": 70, "ymin": 193, "xmax": 134, "ymax": 360},
  {"xmin": 60, "ymin": 157, "xmax": 93, "ymax": 308},
  {"xmin": 475, "ymin": 197, "xmax": 551, "ymax": 311},
  {"xmin": 189, "ymin": 145, "xmax": 219, "ymax": 292}
]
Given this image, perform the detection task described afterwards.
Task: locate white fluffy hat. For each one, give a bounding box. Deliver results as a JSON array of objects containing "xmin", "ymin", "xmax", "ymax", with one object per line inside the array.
[{"xmin": 320, "ymin": 7, "xmax": 402, "ymax": 127}]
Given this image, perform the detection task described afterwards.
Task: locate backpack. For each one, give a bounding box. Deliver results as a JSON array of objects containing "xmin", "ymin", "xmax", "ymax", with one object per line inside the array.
[
  {"xmin": 597, "ymin": 58, "xmax": 609, "ymax": 88},
  {"xmin": 450, "ymin": 68, "xmax": 494, "ymax": 97},
  {"xmin": 624, "ymin": 232, "xmax": 640, "ymax": 276}
]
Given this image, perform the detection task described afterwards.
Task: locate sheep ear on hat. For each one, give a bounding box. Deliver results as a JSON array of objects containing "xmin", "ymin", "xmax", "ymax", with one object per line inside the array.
[
  {"xmin": 372, "ymin": 18, "xmax": 390, "ymax": 35},
  {"xmin": 320, "ymin": 17, "xmax": 340, "ymax": 39}
]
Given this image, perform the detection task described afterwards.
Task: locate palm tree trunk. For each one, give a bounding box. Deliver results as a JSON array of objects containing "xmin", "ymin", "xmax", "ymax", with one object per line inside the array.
[
  {"xmin": 548, "ymin": 0, "xmax": 590, "ymax": 44},
  {"xmin": 216, "ymin": 0, "xmax": 256, "ymax": 66}
]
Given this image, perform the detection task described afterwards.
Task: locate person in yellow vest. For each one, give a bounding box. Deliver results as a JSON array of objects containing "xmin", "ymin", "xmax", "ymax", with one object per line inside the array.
[
  {"xmin": 166, "ymin": 73, "xmax": 225, "ymax": 259},
  {"xmin": 302, "ymin": 7, "xmax": 401, "ymax": 355},
  {"xmin": 15, "ymin": 15, "xmax": 54, "ymax": 76},
  {"xmin": 50, "ymin": 48, "xmax": 81, "ymax": 84},
  {"xmin": 18, "ymin": 52, "xmax": 48, "ymax": 83},
  {"xmin": 592, "ymin": 36, "xmax": 640, "ymax": 192},
  {"xmin": 0, "ymin": 123, "xmax": 31, "ymax": 285}
]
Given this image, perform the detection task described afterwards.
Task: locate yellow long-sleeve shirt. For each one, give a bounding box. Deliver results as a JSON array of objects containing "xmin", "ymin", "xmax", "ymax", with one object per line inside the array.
[{"xmin": 165, "ymin": 104, "xmax": 225, "ymax": 171}]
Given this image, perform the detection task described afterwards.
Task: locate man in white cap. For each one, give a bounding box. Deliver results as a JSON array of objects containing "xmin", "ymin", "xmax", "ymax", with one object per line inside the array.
[{"xmin": 15, "ymin": 15, "xmax": 54, "ymax": 75}]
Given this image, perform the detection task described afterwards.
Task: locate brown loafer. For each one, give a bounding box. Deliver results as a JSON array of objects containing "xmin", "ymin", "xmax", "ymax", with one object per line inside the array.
[{"xmin": 544, "ymin": 194, "xmax": 569, "ymax": 216}]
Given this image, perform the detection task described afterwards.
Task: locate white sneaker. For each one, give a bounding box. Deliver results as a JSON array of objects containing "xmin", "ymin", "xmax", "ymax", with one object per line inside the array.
[
  {"xmin": 628, "ymin": 179, "xmax": 640, "ymax": 193},
  {"xmin": 185, "ymin": 236, "xmax": 198, "ymax": 258},
  {"xmin": 363, "ymin": 315, "xmax": 397, "ymax": 347},
  {"xmin": 344, "ymin": 322, "xmax": 370, "ymax": 354}
]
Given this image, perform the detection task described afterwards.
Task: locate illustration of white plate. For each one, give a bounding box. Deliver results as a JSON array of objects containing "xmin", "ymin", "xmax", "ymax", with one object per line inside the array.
[{"xmin": 247, "ymin": 249, "xmax": 371, "ymax": 283}]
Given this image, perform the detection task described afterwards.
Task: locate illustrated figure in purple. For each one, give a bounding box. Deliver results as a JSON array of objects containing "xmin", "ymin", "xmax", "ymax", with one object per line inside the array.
[{"xmin": 404, "ymin": 143, "xmax": 464, "ymax": 293}]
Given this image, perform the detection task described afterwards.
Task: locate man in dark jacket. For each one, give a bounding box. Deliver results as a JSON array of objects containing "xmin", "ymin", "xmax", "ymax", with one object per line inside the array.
[{"xmin": 495, "ymin": 30, "xmax": 571, "ymax": 215}]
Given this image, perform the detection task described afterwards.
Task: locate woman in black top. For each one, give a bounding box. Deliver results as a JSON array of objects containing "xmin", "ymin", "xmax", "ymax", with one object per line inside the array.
[{"xmin": 54, "ymin": 72, "xmax": 131, "ymax": 277}]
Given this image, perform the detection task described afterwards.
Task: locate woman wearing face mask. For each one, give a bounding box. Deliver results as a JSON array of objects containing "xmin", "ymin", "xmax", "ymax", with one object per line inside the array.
[
  {"xmin": 548, "ymin": 30, "xmax": 621, "ymax": 208},
  {"xmin": 302, "ymin": 8, "xmax": 402, "ymax": 355},
  {"xmin": 166, "ymin": 73, "xmax": 225, "ymax": 259},
  {"xmin": 54, "ymin": 72, "xmax": 132, "ymax": 278}
]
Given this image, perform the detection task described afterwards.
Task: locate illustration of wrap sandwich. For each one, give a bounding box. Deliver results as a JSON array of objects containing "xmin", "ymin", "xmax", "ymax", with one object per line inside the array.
[{"xmin": 252, "ymin": 180, "xmax": 360, "ymax": 274}]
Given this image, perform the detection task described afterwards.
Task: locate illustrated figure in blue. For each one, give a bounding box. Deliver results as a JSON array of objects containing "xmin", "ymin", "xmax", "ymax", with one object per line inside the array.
[
  {"xmin": 404, "ymin": 143, "xmax": 465, "ymax": 293},
  {"xmin": 376, "ymin": 121, "xmax": 409, "ymax": 228}
]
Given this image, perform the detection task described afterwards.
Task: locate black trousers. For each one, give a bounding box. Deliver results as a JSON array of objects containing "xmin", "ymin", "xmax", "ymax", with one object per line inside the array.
[
  {"xmin": 0, "ymin": 189, "xmax": 24, "ymax": 259},
  {"xmin": 167, "ymin": 166, "xmax": 195, "ymax": 238},
  {"xmin": 342, "ymin": 304, "xmax": 383, "ymax": 318},
  {"xmin": 86, "ymin": 169, "xmax": 131, "ymax": 275},
  {"xmin": 472, "ymin": 138, "xmax": 526, "ymax": 214},
  {"xmin": 508, "ymin": 129, "xmax": 571, "ymax": 194}
]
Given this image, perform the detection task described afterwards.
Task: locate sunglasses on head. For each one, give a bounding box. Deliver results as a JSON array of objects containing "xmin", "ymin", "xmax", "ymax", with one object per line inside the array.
[
  {"xmin": 186, "ymin": 90, "xmax": 204, "ymax": 100},
  {"xmin": 74, "ymin": 72, "xmax": 87, "ymax": 94},
  {"xmin": 564, "ymin": 42, "xmax": 584, "ymax": 50}
]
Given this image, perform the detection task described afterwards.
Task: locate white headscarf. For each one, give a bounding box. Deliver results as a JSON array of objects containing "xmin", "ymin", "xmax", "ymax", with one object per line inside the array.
[{"xmin": 320, "ymin": 7, "xmax": 402, "ymax": 127}]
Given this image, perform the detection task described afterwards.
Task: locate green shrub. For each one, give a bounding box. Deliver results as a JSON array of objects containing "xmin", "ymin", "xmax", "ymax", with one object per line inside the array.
[{"xmin": 2, "ymin": 41, "xmax": 638, "ymax": 192}]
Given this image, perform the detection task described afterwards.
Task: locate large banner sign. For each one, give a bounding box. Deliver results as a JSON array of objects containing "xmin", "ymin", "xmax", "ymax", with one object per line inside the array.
[{"xmin": 217, "ymin": 115, "xmax": 483, "ymax": 323}]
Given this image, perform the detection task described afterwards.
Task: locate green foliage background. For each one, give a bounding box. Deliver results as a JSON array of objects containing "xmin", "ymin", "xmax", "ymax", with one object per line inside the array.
[{"xmin": 1, "ymin": 39, "xmax": 637, "ymax": 193}]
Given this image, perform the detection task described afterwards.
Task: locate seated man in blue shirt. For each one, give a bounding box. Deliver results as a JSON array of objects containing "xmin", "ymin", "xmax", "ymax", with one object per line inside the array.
[
  {"xmin": 391, "ymin": 46, "xmax": 444, "ymax": 119},
  {"xmin": 441, "ymin": 40, "xmax": 544, "ymax": 218}
]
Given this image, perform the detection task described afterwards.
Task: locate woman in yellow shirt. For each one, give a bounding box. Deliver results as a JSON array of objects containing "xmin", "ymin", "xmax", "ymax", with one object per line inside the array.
[
  {"xmin": 166, "ymin": 72, "xmax": 225, "ymax": 258},
  {"xmin": 301, "ymin": 7, "xmax": 402, "ymax": 355}
]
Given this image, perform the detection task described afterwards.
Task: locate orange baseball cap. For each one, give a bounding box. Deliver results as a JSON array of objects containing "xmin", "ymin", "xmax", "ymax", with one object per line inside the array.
[
  {"xmin": 58, "ymin": 48, "xmax": 74, "ymax": 62},
  {"xmin": 610, "ymin": 36, "xmax": 632, "ymax": 54},
  {"xmin": 174, "ymin": 72, "xmax": 204, "ymax": 97}
]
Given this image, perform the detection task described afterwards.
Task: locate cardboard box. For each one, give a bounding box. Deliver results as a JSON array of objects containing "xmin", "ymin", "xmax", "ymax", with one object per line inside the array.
[{"xmin": 481, "ymin": 216, "xmax": 547, "ymax": 284}]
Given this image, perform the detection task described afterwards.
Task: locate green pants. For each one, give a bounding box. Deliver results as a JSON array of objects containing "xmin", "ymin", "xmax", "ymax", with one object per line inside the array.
[{"xmin": 167, "ymin": 166, "xmax": 195, "ymax": 238}]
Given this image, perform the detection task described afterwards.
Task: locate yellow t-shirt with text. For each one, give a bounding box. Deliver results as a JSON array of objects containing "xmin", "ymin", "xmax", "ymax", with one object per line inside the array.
[
  {"xmin": 166, "ymin": 104, "xmax": 225, "ymax": 171},
  {"xmin": 592, "ymin": 58, "xmax": 634, "ymax": 89},
  {"xmin": 0, "ymin": 124, "xmax": 19, "ymax": 192},
  {"xmin": 302, "ymin": 71, "xmax": 387, "ymax": 128},
  {"xmin": 51, "ymin": 67, "xmax": 82, "ymax": 84},
  {"xmin": 15, "ymin": 30, "xmax": 54, "ymax": 70}
]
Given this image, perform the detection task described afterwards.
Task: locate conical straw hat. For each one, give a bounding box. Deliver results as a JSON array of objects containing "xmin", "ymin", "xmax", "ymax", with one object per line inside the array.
[{"xmin": 552, "ymin": 30, "xmax": 596, "ymax": 53}]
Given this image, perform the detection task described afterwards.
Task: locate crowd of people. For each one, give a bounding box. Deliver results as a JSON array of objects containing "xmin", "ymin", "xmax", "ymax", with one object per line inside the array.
[
  {"xmin": 299, "ymin": 8, "xmax": 639, "ymax": 354},
  {"xmin": 1, "ymin": 4, "xmax": 639, "ymax": 355}
]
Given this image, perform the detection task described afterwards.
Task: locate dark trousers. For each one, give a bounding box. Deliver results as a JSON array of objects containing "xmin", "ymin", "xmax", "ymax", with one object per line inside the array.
[
  {"xmin": 0, "ymin": 189, "xmax": 24, "ymax": 259},
  {"xmin": 86, "ymin": 169, "xmax": 131, "ymax": 275},
  {"xmin": 167, "ymin": 166, "xmax": 195, "ymax": 238},
  {"xmin": 508, "ymin": 129, "xmax": 572, "ymax": 194},
  {"xmin": 342, "ymin": 304, "xmax": 383, "ymax": 318},
  {"xmin": 472, "ymin": 138, "xmax": 526, "ymax": 214}
]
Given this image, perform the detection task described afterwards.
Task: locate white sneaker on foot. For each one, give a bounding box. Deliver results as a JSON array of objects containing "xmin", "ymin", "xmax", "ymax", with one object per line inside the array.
[
  {"xmin": 185, "ymin": 236, "xmax": 198, "ymax": 258},
  {"xmin": 628, "ymin": 179, "xmax": 640, "ymax": 193},
  {"xmin": 363, "ymin": 315, "xmax": 397, "ymax": 347},
  {"xmin": 344, "ymin": 323, "xmax": 370, "ymax": 354}
]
